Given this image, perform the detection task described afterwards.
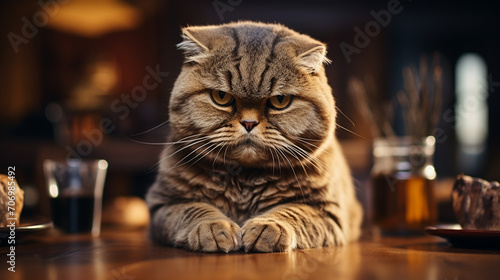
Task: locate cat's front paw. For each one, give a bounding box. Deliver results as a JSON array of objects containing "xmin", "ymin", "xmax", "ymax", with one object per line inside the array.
[
  {"xmin": 188, "ymin": 219, "xmax": 241, "ymax": 253},
  {"xmin": 241, "ymin": 218, "xmax": 296, "ymax": 252}
]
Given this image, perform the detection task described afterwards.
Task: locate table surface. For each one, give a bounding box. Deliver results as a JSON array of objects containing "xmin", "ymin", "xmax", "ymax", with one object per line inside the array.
[{"xmin": 1, "ymin": 226, "xmax": 500, "ymax": 280}]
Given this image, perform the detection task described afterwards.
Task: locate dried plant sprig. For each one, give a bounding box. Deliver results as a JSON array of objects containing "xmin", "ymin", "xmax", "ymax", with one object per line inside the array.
[
  {"xmin": 382, "ymin": 102, "xmax": 395, "ymax": 137},
  {"xmin": 399, "ymin": 53, "xmax": 443, "ymax": 137},
  {"xmin": 430, "ymin": 53, "xmax": 443, "ymax": 135},
  {"xmin": 348, "ymin": 53, "xmax": 443, "ymax": 139},
  {"xmin": 348, "ymin": 76, "xmax": 395, "ymax": 138},
  {"xmin": 364, "ymin": 74, "xmax": 394, "ymax": 137},
  {"xmin": 348, "ymin": 77, "xmax": 382, "ymax": 138}
]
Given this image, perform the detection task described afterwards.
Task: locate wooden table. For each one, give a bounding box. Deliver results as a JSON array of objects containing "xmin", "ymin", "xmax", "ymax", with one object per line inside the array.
[{"xmin": 1, "ymin": 227, "xmax": 499, "ymax": 280}]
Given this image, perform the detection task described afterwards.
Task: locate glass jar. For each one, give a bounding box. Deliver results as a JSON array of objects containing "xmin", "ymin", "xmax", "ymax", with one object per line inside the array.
[{"xmin": 371, "ymin": 136, "xmax": 437, "ymax": 233}]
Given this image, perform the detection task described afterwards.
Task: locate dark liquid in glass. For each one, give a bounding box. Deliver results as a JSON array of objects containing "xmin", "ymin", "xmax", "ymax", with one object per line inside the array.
[
  {"xmin": 50, "ymin": 195, "xmax": 94, "ymax": 233},
  {"xmin": 372, "ymin": 173, "xmax": 437, "ymax": 233}
]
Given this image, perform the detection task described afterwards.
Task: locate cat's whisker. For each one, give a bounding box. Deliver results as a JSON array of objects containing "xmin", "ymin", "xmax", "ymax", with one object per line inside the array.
[
  {"xmin": 165, "ymin": 135, "xmax": 234, "ymax": 173},
  {"xmin": 352, "ymin": 176, "xmax": 363, "ymax": 192},
  {"xmin": 294, "ymin": 142, "xmax": 328, "ymax": 158},
  {"xmin": 335, "ymin": 124, "xmax": 367, "ymax": 139},
  {"xmin": 184, "ymin": 141, "xmax": 223, "ymax": 171},
  {"xmin": 223, "ymin": 144, "xmax": 230, "ymax": 169},
  {"xmin": 208, "ymin": 137, "xmax": 234, "ymax": 143},
  {"xmin": 335, "ymin": 105, "xmax": 356, "ymax": 128},
  {"xmin": 268, "ymin": 147, "xmax": 276, "ymax": 176},
  {"xmin": 276, "ymin": 142, "xmax": 309, "ymax": 173},
  {"xmin": 177, "ymin": 140, "xmax": 219, "ymax": 167},
  {"xmin": 283, "ymin": 140, "xmax": 326, "ymax": 179},
  {"xmin": 146, "ymin": 145, "xmax": 177, "ymax": 175},
  {"xmin": 283, "ymin": 145, "xmax": 311, "ymax": 181},
  {"xmin": 175, "ymin": 133, "xmax": 211, "ymax": 142},
  {"xmin": 291, "ymin": 136, "xmax": 317, "ymax": 145},
  {"xmin": 271, "ymin": 146, "xmax": 283, "ymax": 175},
  {"xmin": 266, "ymin": 137, "xmax": 326, "ymax": 173},
  {"xmin": 269, "ymin": 146, "xmax": 282, "ymax": 175},
  {"xmin": 295, "ymin": 136, "xmax": 314, "ymax": 140},
  {"xmin": 273, "ymin": 147, "xmax": 298, "ymax": 180},
  {"xmin": 128, "ymin": 119, "xmax": 170, "ymax": 137},
  {"xmin": 285, "ymin": 145, "xmax": 320, "ymax": 176},
  {"xmin": 294, "ymin": 138, "xmax": 319, "ymax": 148},
  {"xmin": 128, "ymin": 134, "xmax": 209, "ymax": 146},
  {"xmin": 151, "ymin": 136, "xmax": 212, "ymax": 175},
  {"xmin": 170, "ymin": 134, "xmax": 215, "ymax": 145},
  {"xmin": 274, "ymin": 147, "xmax": 306, "ymax": 202},
  {"xmin": 212, "ymin": 140, "xmax": 229, "ymax": 169},
  {"xmin": 294, "ymin": 137, "xmax": 334, "ymax": 157},
  {"xmin": 292, "ymin": 137, "xmax": 328, "ymax": 149},
  {"xmin": 268, "ymin": 135, "xmax": 327, "ymax": 160},
  {"xmin": 300, "ymin": 148, "xmax": 328, "ymax": 174},
  {"xmin": 160, "ymin": 137, "xmax": 212, "ymax": 163},
  {"xmin": 164, "ymin": 141, "xmax": 215, "ymax": 174},
  {"xmin": 127, "ymin": 139, "xmax": 170, "ymax": 146},
  {"xmin": 288, "ymin": 142, "xmax": 327, "ymax": 172}
]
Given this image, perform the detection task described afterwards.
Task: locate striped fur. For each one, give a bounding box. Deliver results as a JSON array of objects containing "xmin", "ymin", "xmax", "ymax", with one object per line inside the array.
[{"xmin": 146, "ymin": 21, "xmax": 362, "ymax": 252}]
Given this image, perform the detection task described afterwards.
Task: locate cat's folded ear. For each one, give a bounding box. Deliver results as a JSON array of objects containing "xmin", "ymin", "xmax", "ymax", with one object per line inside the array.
[
  {"xmin": 177, "ymin": 26, "xmax": 227, "ymax": 64},
  {"xmin": 294, "ymin": 42, "xmax": 332, "ymax": 74}
]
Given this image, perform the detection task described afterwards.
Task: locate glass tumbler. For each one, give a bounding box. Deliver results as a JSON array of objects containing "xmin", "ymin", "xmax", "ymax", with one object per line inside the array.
[{"xmin": 43, "ymin": 159, "xmax": 108, "ymax": 236}]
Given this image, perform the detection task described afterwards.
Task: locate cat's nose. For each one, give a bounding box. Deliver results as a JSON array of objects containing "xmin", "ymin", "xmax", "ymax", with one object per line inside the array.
[{"xmin": 240, "ymin": 120, "xmax": 259, "ymax": 132}]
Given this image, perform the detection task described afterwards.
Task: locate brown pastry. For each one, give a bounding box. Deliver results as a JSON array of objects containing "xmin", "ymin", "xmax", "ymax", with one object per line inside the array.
[
  {"xmin": 0, "ymin": 174, "xmax": 24, "ymax": 226},
  {"xmin": 452, "ymin": 174, "xmax": 500, "ymax": 230}
]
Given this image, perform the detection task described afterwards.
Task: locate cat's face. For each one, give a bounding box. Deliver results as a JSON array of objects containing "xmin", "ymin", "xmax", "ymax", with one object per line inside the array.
[{"xmin": 169, "ymin": 22, "xmax": 336, "ymax": 168}]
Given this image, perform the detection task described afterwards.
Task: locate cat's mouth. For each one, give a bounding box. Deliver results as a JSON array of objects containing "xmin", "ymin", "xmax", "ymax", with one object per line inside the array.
[
  {"xmin": 229, "ymin": 135, "xmax": 268, "ymax": 164},
  {"xmin": 233, "ymin": 135, "xmax": 266, "ymax": 150},
  {"xmin": 241, "ymin": 137, "xmax": 257, "ymax": 146}
]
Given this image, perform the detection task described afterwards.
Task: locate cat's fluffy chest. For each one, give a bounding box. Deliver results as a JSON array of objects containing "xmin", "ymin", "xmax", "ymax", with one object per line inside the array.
[{"xmin": 197, "ymin": 167, "xmax": 319, "ymax": 224}]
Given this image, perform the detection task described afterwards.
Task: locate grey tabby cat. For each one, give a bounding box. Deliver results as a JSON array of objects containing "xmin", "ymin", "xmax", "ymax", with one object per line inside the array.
[{"xmin": 146, "ymin": 21, "xmax": 362, "ymax": 253}]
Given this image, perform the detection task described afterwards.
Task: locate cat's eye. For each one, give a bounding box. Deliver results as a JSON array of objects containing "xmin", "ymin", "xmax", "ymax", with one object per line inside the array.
[
  {"xmin": 268, "ymin": 95, "xmax": 292, "ymax": 110},
  {"xmin": 210, "ymin": 90, "xmax": 234, "ymax": 107}
]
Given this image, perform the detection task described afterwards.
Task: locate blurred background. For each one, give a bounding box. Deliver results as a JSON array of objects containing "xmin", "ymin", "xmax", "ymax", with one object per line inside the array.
[{"xmin": 1, "ymin": 0, "xmax": 499, "ymax": 228}]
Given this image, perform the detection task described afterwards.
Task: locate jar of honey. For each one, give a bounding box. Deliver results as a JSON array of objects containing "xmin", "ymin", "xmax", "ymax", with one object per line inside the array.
[{"xmin": 371, "ymin": 136, "xmax": 437, "ymax": 233}]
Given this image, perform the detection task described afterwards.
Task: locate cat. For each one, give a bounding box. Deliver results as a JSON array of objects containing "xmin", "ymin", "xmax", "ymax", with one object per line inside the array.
[{"xmin": 146, "ymin": 21, "xmax": 362, "ymax": 253}]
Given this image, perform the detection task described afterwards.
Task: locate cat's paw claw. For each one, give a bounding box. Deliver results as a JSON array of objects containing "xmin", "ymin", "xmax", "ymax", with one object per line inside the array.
[
  {"xmin": 241, "ymin": 219, "xmax": 295, "ymax": 252},
  {"xmin": 188, "ymin": 219, "xmax": 241, "ymax": 253}
]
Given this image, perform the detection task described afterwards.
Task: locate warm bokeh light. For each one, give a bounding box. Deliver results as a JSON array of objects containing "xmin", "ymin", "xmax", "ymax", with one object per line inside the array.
[{"xmin": 46, "ymin": 0, "xmax": 142, "ymax": 37}]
